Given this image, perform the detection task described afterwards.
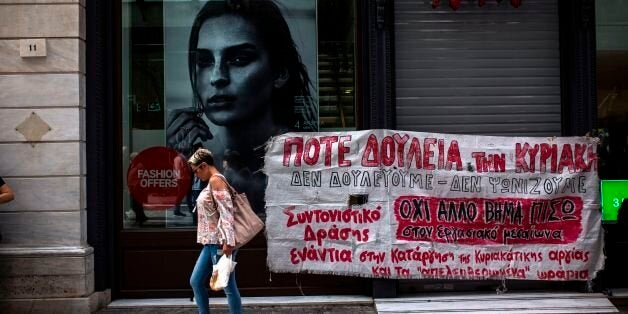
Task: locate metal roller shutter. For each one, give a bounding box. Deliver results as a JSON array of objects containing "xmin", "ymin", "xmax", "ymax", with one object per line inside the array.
[{"xmin": 394, "ymin": 0, "xmax": 561, "ymax": 136}]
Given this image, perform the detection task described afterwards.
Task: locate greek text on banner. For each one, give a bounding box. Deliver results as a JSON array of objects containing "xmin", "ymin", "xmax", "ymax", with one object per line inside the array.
[{"xmin": 263, "ymin": 130, "xmax": 604, "ymax": 281}]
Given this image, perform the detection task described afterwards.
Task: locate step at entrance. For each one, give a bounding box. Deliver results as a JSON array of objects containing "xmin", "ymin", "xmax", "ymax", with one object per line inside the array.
[
  {"xmin": 375, "ymin": 292, "xmax": 618, "ymax": 314},
  {"xmin": 99, "ymin": 295, "xmax": 374, "ymax": 313}
]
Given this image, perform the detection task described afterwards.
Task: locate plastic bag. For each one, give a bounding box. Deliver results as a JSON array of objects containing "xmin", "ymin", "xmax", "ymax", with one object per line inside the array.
[{"xmin": 209, "ymin": 254, "xmax": 237, "ymax": 291}]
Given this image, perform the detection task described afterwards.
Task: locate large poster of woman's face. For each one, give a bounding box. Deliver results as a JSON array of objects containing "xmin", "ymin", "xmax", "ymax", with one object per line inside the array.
[{"xmin": 164, "ymin": 0, "xmax": 318, "ymax": 215}]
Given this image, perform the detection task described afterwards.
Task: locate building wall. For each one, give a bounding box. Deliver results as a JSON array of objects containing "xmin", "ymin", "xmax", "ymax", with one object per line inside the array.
[{"xmin": 0, "ymin": 0, "xmax": 100, "ymax": 312}]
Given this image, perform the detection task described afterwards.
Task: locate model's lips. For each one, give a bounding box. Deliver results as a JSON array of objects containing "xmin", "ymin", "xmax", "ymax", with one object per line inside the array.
[{"xmin": 207, "ymin": 95, "xmax": 236, "ymax": 107}]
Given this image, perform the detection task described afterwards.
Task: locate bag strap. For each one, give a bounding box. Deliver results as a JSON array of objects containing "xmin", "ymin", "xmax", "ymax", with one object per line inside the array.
[
  {"xmin": 212, "ymin": 174, "xmax": 238, "ymax": 199},
  {"xmin": 206, "ymin": 184, "xmax": 218, "ymax": 215},
  {"xmin": 208, "ymin": 174, "xmax": 238, "ymax": 213}
]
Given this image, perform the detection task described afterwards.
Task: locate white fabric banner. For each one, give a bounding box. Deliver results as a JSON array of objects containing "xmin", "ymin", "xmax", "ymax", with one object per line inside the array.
[{"xmin": 264, "ymin": 130, "xmax": 604, "ymax": 281}]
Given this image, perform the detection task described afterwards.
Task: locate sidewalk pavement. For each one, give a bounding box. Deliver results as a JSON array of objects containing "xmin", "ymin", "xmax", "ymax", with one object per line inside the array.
[
  {"xmin": 97, "ymin": 295, "xmax": 375, "ymax": 313},
  {"xmin": 97, "ymin": 292, "xmax": 628, "ymax": 313}
]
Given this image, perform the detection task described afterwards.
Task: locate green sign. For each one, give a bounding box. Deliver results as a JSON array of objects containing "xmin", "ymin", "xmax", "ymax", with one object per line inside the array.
[{"xmin": 601, "ymin": 180, "xmax": 628, "ymax": 222}]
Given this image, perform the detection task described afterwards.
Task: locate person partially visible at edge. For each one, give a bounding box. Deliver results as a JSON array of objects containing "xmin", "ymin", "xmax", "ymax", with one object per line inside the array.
[
  {"xmin": 0, "ymin": 176, "xmax": 15, "ymax": 204},
  {"xmin": 0, "ymin": 176, "xmax": 15, "ymax": 242},
  {"xmin": 166, "ymin": 0, "xmax": 317, "ymax": 214},
  {"xmin": 188, "ymin": 148, "xmax": 241, "ymax": 314}
]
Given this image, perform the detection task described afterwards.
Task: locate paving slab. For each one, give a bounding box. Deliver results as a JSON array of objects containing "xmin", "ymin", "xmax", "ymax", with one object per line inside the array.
[
  {"xmin": 375, "ymin": 292, "xmax": 618, "ymax": 314},
  {"xmin": 98, "ymin": 295, "xmax": 375, "ymax": 314}
]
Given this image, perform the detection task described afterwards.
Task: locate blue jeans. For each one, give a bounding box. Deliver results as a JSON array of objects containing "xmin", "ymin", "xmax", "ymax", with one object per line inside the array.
[{"xmin": 190, "ymin": 245, "xmax": 242, "ymax": 314}]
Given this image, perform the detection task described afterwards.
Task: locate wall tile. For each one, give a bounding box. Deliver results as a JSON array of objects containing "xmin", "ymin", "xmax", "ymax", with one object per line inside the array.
[
  {"xmin": 80, "ymin": 204, "xmax": 87, "ymax": 244},
  {"xmin": 0, "ymin": 74, "xmax": 82, "ymax": 107},
  {"xmin": 0, "ymin": 273, "xmax": 93, "ymax": 298},
  {"xmin": 80, "ymin": 140, "xmax": 86, "ymax": 175},
  {"xmin": 0, "ymin": 0, "xmax": 81, "ymax": 3},
  {"xmin": 0, "ymin": 108, "xmax": 80, "ymax": 142},
  {"xmin": 0, "ymin": 254, "xmax": 91, "ymax": 276},
  {"xmin": 79, "ymin": 74, "xmax": 85, "ymax": 108},
  {"xmin": 0, "ymin": 177, "xmax": 81, "ymax": 212},
  {"xmin": 79, "ymin": 3, "xmax": 85, "ymax": 39},
  {"xmin": 79, "ymin": 107, "xmax": 85, "ymax": 142},
  {"xmin": 80, "ymin": 175, "xmax": 86, "ymax": 210},
  {"xmin": 0, "ymin": 296, "xmax": 92, "ymax": 314},
  {"xmin": 0, "ymin": 4, "xmax": 82, "ymax": 38},
  {"xmin": 0, "ymin": 143, "xmax": 80, "ymax": 176},
  {"xmin": 0, "ymin": 39, "xmax": 82, "ymax": 73},
  {"xmin": 0, "ymin": 211, "xmax": 83, "ymax": 247}
]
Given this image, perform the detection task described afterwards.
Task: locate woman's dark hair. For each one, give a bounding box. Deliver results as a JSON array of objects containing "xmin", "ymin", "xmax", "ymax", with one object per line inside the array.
[{"xmin": 188, "ymin": 0, "xmax": 316, "ymax": 130}]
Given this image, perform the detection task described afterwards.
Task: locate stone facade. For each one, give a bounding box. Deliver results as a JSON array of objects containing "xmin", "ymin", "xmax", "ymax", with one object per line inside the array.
[{"xmin": 0, "ymin": 0, "xmax": 98, "ymax": 313}]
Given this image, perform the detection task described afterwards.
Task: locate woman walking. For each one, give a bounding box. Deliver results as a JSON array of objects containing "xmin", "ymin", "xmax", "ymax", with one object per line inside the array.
[{"xmin": 188, "ymin": 148, "xmax": 241, "ymax": 314}]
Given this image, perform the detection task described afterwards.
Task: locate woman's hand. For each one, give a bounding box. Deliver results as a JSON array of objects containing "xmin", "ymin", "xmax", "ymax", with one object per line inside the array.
[
  {"xmin": 166, "ymin": 107, "xmax": 212, "ymax": 155},
  {"xmin": 222, "ymin": 242, "xmax": 233, "ymax": 257}
]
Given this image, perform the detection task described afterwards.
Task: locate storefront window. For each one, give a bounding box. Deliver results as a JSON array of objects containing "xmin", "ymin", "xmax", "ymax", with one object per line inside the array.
[
  {"xmin": 596, "ymin": 0, "xmax": 628, "ymax": 181},
  {"xmin": 121, "ymin": 0, "xmax": 357, "ymax": 229},
  {"xmin": 596, "ymin": 1, "xmax": 628, "ymax": 290}
]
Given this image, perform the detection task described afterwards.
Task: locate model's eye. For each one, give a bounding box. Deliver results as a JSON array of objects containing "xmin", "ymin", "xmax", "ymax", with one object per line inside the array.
[
  {"xmin": 229, "ymin": 53, "xmax": 255, "ymax": 66},
  {"xmin": 196, "ymin": 51, "xmax": 214, "ymax": 67}
]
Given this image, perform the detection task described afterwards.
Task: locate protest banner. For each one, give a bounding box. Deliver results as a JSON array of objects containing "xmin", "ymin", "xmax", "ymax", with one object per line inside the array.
[{"xmin": 264, "ymin": 130, "xmax": 604, "ymax": 281}]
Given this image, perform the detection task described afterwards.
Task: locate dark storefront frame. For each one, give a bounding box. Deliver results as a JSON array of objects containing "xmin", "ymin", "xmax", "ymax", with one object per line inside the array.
[
  {"xmin": 87, "ymin": 0, "xmax": 597, "ymax": 299},
  {"xmin": 86, "ymin": 0, "xmax": 121, "ymax": 295},
  {"xmin": 560, "ymin": 0, "xmax": 597, "ymax": 136}
]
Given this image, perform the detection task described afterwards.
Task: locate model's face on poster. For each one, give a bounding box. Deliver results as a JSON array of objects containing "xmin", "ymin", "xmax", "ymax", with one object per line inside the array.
[
  {"xmin": 195, "ymin": 15, "xmax": 279, "ymax": 127},
  {"xmin": 161, "ymin": 0, "xmax": 319, "ymax": 216}
]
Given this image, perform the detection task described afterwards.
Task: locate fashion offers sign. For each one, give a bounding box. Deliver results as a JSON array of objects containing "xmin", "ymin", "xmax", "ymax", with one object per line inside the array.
[
  {"xmin": 264, "ymin": 130, "xmax": 604, "ymax": 281},
  {"xmin": 127, "ymin": 146, "xmax": 192, "ymax": 210}
]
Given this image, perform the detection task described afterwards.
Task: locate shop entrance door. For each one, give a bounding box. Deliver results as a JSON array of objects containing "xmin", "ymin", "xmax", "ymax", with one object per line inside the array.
[{"xmin": 116, "ymin": 0, "xmax": 366, "ymax": 298}]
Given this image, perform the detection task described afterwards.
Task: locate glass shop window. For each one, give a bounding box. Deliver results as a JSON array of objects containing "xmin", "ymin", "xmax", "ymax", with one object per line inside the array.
[
  {"xmin": 596, "ymin": 0, "xmax": 628, "ymax": 225},
  {"xmin": 121, "ymin": 0, "xmax": 358, "ymax": 229}
]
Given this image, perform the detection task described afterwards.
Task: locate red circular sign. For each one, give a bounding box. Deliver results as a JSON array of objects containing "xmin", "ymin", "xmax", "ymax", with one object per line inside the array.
[{"xmin": 127, "ymin": 146, "xmax": 192, "ymax": 210}]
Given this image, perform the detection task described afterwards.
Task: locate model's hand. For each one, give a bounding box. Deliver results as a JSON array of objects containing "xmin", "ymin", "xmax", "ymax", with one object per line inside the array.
[
  {"xmin": 222, "ymin": 242, "xmax": 233, "ymax": 257},
  {"xmin": 166, "ymin": 107, "xmax": 212, "ymax": 154}
]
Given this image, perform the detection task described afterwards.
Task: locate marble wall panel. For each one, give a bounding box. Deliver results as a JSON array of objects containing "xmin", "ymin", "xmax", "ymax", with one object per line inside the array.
[
  {"xmin": 0, "ymin": 177, "xmax": 81, "ymax": 212},
  {"xmin": 0, "ymin": 0, "xmax": 81, "ymax": 3},
  {"xmin": 0, "ymin": 39, "xmax": 83, "ymax": 73},
  {"xmin": 0, "ymin": 74, "xmax": 82, "ymax": 108},
  {"xmin": 0, "ymin": 108, "xmax": 80, "ymax": 142},
  {"xmin": 0, "ymin": 254, "xmax": 91, "ymax": 276},
  {"xmin": 0, "ymin": 142, "xmax": 80, "ymax": 176},
  {"xmin": 0, "ymin": 273, "xmax": 93, "ymax": 298},
  {"xmin": 0, "ymin": 4, "xmax": 82, "ymax": 38},
  {"xmin": 0, "ymin": 296, "xmax": 92, "ymax": 314},
  {"xmin": 0, "ymin": 210, "xmax": 84, "ymax": 247}
]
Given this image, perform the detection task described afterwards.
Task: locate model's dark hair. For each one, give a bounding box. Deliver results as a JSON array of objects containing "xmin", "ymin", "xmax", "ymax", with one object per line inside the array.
[
  {"xmin": 188, "ymin": 0, "xmax": 316, "ymax": 130},
  {"xmin": 223, "ymin": 149, "xmax": 245, "ymax": 170}
]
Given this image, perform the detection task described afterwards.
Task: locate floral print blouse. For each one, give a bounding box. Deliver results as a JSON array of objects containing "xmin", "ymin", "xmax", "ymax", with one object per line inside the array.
[{"xmin": 195, "ymin": 176, "xmax": 236, "ymax": 246}]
